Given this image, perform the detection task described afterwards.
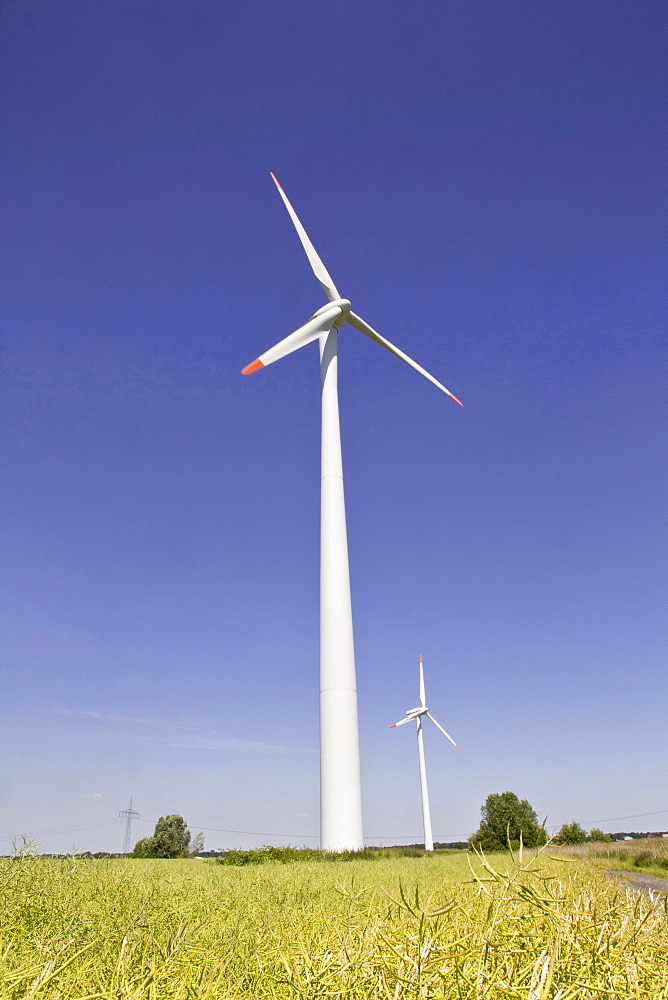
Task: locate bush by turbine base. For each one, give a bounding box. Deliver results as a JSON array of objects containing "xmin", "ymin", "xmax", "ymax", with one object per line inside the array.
[{"xmin": 218, "ymin": 845, "xmax": 381, "ymax": 865}]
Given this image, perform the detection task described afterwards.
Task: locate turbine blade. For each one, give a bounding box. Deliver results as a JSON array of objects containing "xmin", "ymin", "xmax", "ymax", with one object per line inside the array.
[
  {"xmin": 426, "ymin": 712, "xmax": 462, "ymax": 751},
  {"xmin": 270, "ymin": 173, "xmax": 339, "ymax": 302},
  {"xmin": 390, "ymin": 714, "xmax": 417, "ymax": 729},
  {"xmin": 347, "ymin": 312, "xmax": 463, "ymax": 405},
  {"xmin": 419, "ymin": 654, "xmax": 426, "ymax": 708},
  {"xmin": 242, "ymin": 305, "xmax": 342, "ymax": 374}
]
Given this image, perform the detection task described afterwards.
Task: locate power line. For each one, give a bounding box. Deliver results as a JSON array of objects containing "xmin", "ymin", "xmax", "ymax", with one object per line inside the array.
[
  {"xmin": 577, "ymin": 808, "xmax": 668, "ymax": 826},
  {"xmin": 128, "ymin": 807, "xmax": 668, "ymax": 844},
  {"xmin": 0, "ymin": 818, "xmax": 120, "ymax": 844},
  {"xmin": 135, "ymin": 817, "xmax": 319, "ymax": 839},
  {"xmin": 4, "ymin": 807, "xmax": 665, "ymax": 850},
  {"xmin": 136, "ymin": 818, "xmax": 470, "ymax": 842}
]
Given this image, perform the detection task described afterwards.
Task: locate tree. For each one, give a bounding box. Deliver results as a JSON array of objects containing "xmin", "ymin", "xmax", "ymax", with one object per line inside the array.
[
  {"xmin": 188, "ymin": 831, "xmax": 205, "ymax": 857},
  {"xmin": 556, "ymin": 821, "xmax": 586, "ymax": 845},
  {"xmin": 469, "ymin": 792, "xmax": 547, "ymax": 851},
  {"xmin": 132, "ymin": 815, "xmax": 195, "ymax": 858},
  {"xmin": 153, "ymin": 815, "xmax": 191, "ymax": 857},
  {"xmin": 587, "ymin": 827, "xmax": 611, "ymax": 843}
]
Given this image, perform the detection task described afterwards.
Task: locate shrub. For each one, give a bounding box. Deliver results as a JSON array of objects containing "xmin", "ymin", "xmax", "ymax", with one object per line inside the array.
[
  {"xmin": 556, "ymin": 822, "xmax": 587, "ymax": 845},
  {"xmin": 218, "ymin": 845, "xmax": 379, "ymax": 865},
  {"xmin": 587, "ymin": 828, "xmax": 612, "ymax": 842},
  {"xmin": 131, "ymin": 838, "xmax": 157, "ymax": 858}
]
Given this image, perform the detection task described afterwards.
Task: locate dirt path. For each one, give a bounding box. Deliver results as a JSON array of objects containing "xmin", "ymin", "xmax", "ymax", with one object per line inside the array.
[{"xmin": 606, "ymin": 870, "xmax": 668, "ymax": 898}]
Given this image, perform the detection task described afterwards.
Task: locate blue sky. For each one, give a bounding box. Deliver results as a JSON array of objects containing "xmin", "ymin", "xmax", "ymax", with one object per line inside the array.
[{"xmin": 3, "ymin": 0, "xmax": 666, "ymax": 854}]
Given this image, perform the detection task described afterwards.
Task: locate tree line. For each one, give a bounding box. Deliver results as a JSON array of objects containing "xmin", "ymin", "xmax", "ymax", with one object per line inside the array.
[
  {"xmin": 131, "ymin": 796, "xmax": 642, "ymax": 859},
  {"xmin": 468, "ymin": 791, "xmax": 614, "ymax": 849}
]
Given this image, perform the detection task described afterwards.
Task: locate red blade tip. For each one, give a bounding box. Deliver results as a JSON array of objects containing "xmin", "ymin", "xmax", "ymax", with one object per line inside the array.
[
  {"xmin": 449, "ymin": 392, "xmax": 464, "ymax": 407},
  {"xmin": 242, "ymin": 359, "xmax": 264, "ymax": 375},
  {"xmin": 455, "ymin": 745, "xmax": 462, "ymax": 752},
  {"xmin": 389, "ymin": 724, "xmax": 397, "ymax": 729},
  {"xmin": 269, "ymin": 171, "xmax": 282, "ymax": 190}
]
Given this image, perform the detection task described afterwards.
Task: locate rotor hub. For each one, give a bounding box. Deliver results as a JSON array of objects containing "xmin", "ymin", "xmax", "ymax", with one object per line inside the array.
[{"xmin": 312, "ymin": 298, "xmax": 350, "ymax": 329}]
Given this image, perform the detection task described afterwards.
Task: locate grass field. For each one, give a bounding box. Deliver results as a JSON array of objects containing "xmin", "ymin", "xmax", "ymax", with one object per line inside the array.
[
  {"xmin": 2, "ymin": 846, "xmax": 667, "ymax": 998},
  {"xmin": 545, "ymin": 837, "xmax": 668, "ymax": 880}
]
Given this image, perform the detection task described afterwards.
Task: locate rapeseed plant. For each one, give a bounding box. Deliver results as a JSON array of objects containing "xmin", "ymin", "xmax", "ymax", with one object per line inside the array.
[{"xmin": 1, "ymin": 844, "xmax": 666, "ymax": 998}]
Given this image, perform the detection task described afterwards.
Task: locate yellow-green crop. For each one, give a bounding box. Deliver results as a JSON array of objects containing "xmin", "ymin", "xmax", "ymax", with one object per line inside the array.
[{"xmin": 2, "ymin": 846, "xmax": 666, "ymax": 998}]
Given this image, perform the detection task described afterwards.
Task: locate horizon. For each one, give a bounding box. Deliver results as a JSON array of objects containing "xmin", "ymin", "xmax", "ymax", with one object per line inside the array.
[{"xmin": 5, "ymin": 801, "xmax": 668, "ymax": 858}]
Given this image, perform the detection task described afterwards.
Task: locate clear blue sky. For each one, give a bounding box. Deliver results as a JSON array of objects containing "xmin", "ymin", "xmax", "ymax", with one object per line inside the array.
[{"xmin": 3, "ymin": 0, "xmax": 666, "ymax": 853}]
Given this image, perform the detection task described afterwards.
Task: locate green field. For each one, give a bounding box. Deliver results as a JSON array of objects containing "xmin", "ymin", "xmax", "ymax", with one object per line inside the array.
[
  {"xmin": 543, "ymin": 836, "xmax": 668, "ymax": 881},
  {"xmin": 2, "ymin": 848, "xmax": 667, "ymax": 998}
]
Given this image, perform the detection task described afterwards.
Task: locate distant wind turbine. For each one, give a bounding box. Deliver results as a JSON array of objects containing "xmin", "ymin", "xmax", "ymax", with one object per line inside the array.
[
  {"xmin": 242, "ymin": 175, "xmax": 462, "ymax": 852},
  {"xmin": 390, "ymin": 654, "xmax": 461, "ymax": 852}
]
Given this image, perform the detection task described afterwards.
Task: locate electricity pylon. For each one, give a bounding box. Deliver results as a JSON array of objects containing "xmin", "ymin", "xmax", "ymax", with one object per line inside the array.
[{"xmin": 119, "ymin": 798, "xmax": 140, "ymax": 854}]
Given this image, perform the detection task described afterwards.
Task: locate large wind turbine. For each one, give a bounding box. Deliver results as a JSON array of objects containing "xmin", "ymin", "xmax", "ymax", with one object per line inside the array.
[
  {"xmin": 242, "ymin": 174, "xmax": 462, "ymax": 852},
  {"xmin": 390, "ymin": 654, "xmax": 461, "ymax": 852}
]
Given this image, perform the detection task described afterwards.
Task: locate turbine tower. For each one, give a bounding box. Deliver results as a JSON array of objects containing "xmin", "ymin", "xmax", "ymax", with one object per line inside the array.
[
  {"xmin": 390, "ymin": 654, "xmax": 461, "ymax": 852},
  {"xmin": 243, "ymin": 175, "xmax": 462, "ymax": 851},
  {"xmin": 119, "ymin": 798, "xmax": 140, "ymax": 855}
]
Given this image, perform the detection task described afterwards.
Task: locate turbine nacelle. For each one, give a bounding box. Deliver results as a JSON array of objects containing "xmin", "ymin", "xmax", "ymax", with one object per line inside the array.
[{"xmin": 390, "ymin": 657, "xmax": 461, "ymax": 751}]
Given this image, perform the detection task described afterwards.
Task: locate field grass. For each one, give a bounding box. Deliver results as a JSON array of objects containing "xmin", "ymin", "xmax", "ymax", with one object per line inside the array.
[
  {"xmin": 546, "ymin": 837, "xmax": 668, "ymax": 880},
  {"xmin": 2, "ymin": 845, "xmax": 667, "ymax": 998}
]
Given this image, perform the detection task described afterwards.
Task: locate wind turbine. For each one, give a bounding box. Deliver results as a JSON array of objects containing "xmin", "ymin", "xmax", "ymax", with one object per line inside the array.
[
  {"xmin": 242, "ymin": 174, "xmax": 462, "ymax": 852},
  {"xmin": 390, "ymin": 654, "xmax": 461, "ymax": 852}
]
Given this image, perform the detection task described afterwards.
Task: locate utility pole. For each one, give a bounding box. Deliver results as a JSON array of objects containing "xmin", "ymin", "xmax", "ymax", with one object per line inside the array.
[{"xmin": 119, "ymin": 798, "xmax": 140, "ymax": 855}]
